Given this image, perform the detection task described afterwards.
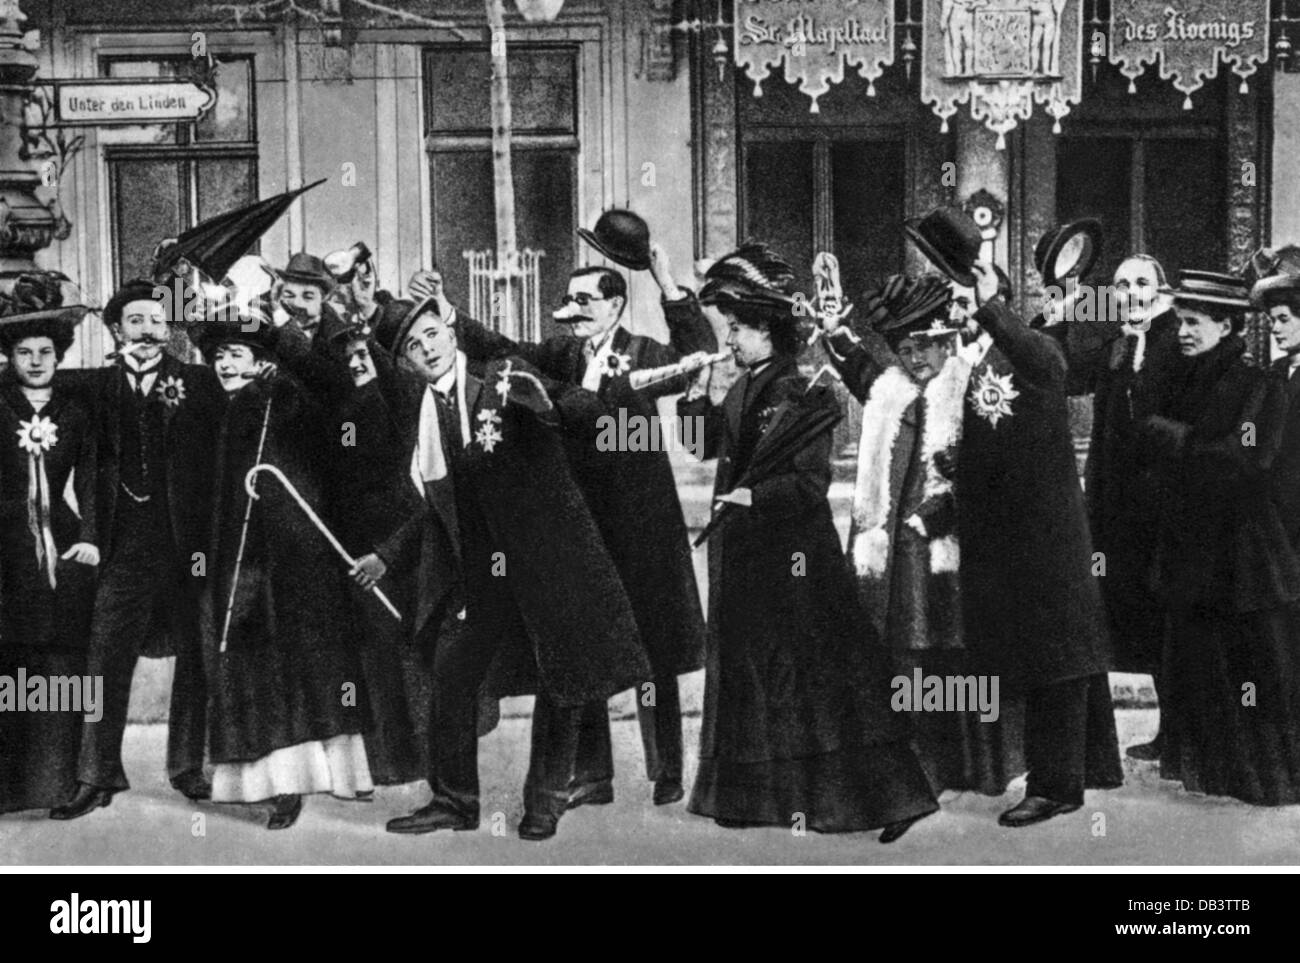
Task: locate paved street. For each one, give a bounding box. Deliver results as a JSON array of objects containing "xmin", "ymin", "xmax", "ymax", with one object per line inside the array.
[{"xmin": 3, "ymin": 707, "xmax": 1298, "ymax": 866}]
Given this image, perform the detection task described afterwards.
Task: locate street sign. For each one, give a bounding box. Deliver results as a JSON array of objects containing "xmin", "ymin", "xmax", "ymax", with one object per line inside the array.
[{"xmin": 52, "ymin": 79, "xmax": 216, "ymax": 126}]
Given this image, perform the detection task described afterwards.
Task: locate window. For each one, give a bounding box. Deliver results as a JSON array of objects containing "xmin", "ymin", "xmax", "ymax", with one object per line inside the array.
[
  {"xmin": 424, "ymin": 45, "xmax": 579, "ymax": 336},
  {"xmin": 104, "ymin": 56, "xmax": 258, "ymax": 285},
  {"xmin": 1056, "ymin": 65, "xmax": 1228, "ymax": 282}
]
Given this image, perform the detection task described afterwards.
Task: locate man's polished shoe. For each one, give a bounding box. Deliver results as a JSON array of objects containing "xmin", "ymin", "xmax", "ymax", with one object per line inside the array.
[
  {"xmin": 1125, "ymin": 738, "xmax": 1162, "ymax": 761},
  {"xmin": 385, "ymin": 802, "xmax": 479, "ymax": 835},
  {"xmin": 518, "ymin": 807, "xmax": 563, "ymax": 841},
  {"xmin": 879, "ymin": 811, "xmax": 932, "ymax": 844},
  {"xmin": 566, "ymin": 779, "xmax": 614, "ymax": 811},
  {"xmin": 653, "ymin": 779, "xmax": 684, "ymax": 806},
  {"xmin": 998, "ymin": 795, "xmax": 1081, "ymax": 828},
  {"xmin": 171, "ymin": 770, "xmax": 212, "ymax": 801},
  {"xmin": 49, "ymin": 784, "xmax": 116, "ymax": 821},
  {"xmin": 266, "ymin": 794, "xmax": 303, "ymax": 830}
]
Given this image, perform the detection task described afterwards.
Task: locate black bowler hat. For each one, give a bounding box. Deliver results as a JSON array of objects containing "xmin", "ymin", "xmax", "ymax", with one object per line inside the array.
[
  {"xmin": 903, "ymin": 207, "xmax": 983, "ymax": 288},
  {"xmin": 372, "ymin": 297, "xmax": 428, "ymax": 356},
  {"xmin": 1171, "ymin": 271, "xmax": 1253, "ymax": 312},
  {"xmin": 103, "ymin": 278, "xmax": 164, "ymax": 328},
  {"xmin": 1033, "ymin": 218, "xmax": 1103, "ymax": 288},
  {"xmin": 276, "ymin": 252, "xmax": 336, "ymax": 292},
  {"xmin": 577, "ymin": 209, "xmax": 652, "ymax": 272}
]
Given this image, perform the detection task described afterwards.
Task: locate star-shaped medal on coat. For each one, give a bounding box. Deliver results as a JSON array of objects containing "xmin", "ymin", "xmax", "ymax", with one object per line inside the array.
[{"xmin": 970, "ymin": 367, "xmax": 1019, "ymax": 428}]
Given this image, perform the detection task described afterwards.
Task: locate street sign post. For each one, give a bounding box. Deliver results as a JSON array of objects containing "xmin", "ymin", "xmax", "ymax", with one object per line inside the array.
[{"xmin": 52, "ymin": 78, "xmax": 216, "ymax": 126}]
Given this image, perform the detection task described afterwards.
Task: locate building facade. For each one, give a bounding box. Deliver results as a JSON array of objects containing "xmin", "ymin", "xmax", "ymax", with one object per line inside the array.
[{"xmin": 16, "ymin": 0, "xmax": 1300, "ymax": 371}]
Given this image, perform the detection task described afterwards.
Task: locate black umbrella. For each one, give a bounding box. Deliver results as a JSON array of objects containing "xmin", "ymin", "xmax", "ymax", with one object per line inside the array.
[
  {"xmin": 693, "ymin": 383, "xmax": 842, "ymax": 548},
  {"xmin": 150, "ymin": 178, "xmax": 327, "ymax": 283}
]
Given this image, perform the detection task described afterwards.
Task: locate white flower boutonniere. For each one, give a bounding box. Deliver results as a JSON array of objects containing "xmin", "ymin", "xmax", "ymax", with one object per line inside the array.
[
  {"xmin": 475, "ymin": 408, "xmax": 504, "ymax": 453},
  {"xmin": 17, "ymin": 415, "xmax": 58, "ymax": 455},
  {"xmin": 603, "ymin": 352, "xmax": 632, "ymax": 378},
  {"xmin": 157, "ymin": 375, "xmax": 187, "ymax": 408}
]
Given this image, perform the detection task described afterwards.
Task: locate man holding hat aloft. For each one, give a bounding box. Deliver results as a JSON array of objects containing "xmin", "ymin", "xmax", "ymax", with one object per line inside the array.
[
  {"xmin": 1142, "ymin": 270, "xmax": 1300, "ymax": 805},
  {"xmin": 375, "ymin": 297, "xmax": 650, "ymax": 841},
  {"xmin": 906, "ymin": 207, "xmax": 1122, "ymax": 828},
  {"xmin": 52, "ymin": 279, "xmax": 226, "ymax": 821},
  {"xmin": 450, "ymin": 212, "xmax": 711, "ymax": 810}
]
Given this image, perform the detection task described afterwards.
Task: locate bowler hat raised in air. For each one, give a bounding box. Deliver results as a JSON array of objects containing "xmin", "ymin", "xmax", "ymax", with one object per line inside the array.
[
  {"xmin": 276, "ymin": 252, "xmax": 336, "ymax": 292},
  {"xmin": 577, "ymin": 209, "xmax": 652, "ymax": 272}
]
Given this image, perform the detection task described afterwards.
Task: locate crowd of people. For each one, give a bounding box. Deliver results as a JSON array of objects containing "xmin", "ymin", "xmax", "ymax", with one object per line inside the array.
[{"xmin": 1, "ymin": 201, "xmax": 1299, "ymax": 845}]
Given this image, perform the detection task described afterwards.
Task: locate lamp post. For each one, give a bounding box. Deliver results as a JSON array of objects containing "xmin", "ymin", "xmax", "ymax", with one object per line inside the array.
[{"xmin": 0, "ymin": 0, "xmax": 58, "ymax": 285}]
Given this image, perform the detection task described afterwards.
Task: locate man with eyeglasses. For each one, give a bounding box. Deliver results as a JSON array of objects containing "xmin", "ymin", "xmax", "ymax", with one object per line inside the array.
[{"xmin": 454, "ymin": 245, "xmax": 713, "ymax": 810}]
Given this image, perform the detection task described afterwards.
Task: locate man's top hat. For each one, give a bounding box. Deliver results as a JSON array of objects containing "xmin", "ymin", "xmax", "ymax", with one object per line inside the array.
[
  {"xmin": 276, "ymin": 252, "xmax": 336, "ymax": 291},
  {"xmin": 372, "ymin": 297, "xmax": 426, "ymax": 356},
  {"xmin": 859, "ymin": 274, "xmax": 957, "ymax": 345},
  {"xmin": 903, "ymin": 207, "xmax": 983, "ymax": 288},
  {"xmin": 577, "ymin": 209, "xmax": 652, "ymax": 272},
  {"xmin": 1171, "ymin": 270, "xmax": 1253, "ymax": 312},
  {"xmin": 1033, "ymin": 218, "xmax": 1103, "ymax": 288},
  {"xmin": 0, "ymin": 271, "xmax": 90, "ymax": 355}
]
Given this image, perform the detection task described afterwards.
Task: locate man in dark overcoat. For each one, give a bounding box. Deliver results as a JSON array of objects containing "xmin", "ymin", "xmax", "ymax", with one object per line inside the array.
[
  {"xmin": 1065, "ymin": 255, "xmax": 1182, "ymax": 760},
  {"xmin": 955, "ymin": 259, "xmax": 1124, "ymax": 826},
  {"xmin": 378, "ymin": 299, "xmax": 650, "ymax": 840},
  {"xmin": 452, "ymin": 244, "xmax": 711, "ymax": 807},
  {"xmin": 51, "ymin": 279, "xmax": 225, "ymax": 820}
]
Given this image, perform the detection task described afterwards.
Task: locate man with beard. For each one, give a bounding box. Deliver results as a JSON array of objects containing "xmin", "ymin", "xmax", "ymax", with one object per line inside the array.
[
  {"xmin": 451, "ymin": 244, "xmax": 711, "ymax": 808},
  {"xmin": 51, "ymin": 279, "xmax": 225, "ymax": 819},
  {"xmin": 378, "ymin": 299, "xmax": 650, "ymax": 840},
  {"xmin": 1066, "ymin": 255, "xmax": 1182, "ymax": 760}
]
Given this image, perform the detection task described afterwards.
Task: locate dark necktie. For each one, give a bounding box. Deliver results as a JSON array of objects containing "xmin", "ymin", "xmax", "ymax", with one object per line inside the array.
[{"xmin": 440, "ymin": 387, "xmax": 463, "ymax": 450}]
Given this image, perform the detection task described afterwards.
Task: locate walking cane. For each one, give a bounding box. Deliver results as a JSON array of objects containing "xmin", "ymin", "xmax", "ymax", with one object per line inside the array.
[
  {"xmin": 243, "ymin": 463, "xmax": 402, "ymax": 622},
  {"xmin": 220, "ymin": 396, "xmax": 273, "ymax": 653}
]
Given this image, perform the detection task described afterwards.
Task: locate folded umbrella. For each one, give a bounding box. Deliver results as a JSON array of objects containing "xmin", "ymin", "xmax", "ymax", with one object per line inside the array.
[{"xmin": 151, "ymin": 178, "xmax": 327, "ymax": 284}]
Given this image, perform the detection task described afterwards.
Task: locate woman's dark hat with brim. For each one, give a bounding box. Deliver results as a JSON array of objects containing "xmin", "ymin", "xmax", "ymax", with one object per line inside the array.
[
  {"xmin": 276, "ymin": 252, "xmax": 336, "ymax": 292},
  {"xmin": 189, "ymin": 299, "xmax": 279, "ymax": 363},
  {"xmin": 372, "ymin": 297, "xmax": 425, "ymax": 356},
  {"xmin": 1247, "ymin": 244, "xmax": 1300, "ymax": 307},
  {"xmin": 1251, "ymin": 273, "xmax": 1300, "ymax": 308},
  {"xmin": 903, "ymin": 207, "xmax": 983, "ymax": 288},
  {"xmin": 1171, "ymin": 270, "xmax": 1253, "ymax": 312},
  {"xmin": 1033, "ymin": 218, "xmax": 1103, "ymax": 288},
  {"xmin": 861, "ymin": 274, "xmax": 958, "ymax": 344},
  {"xmin": 0, "ymin": 272, "xmax": 92, "ymax": 355},
  {"xmin": 577, "ymin": 209, "xmax": 652, "ymax": 272},
  {"xmin": 698, "ymin": 243, "xmax": 800, "ymax": 320}
]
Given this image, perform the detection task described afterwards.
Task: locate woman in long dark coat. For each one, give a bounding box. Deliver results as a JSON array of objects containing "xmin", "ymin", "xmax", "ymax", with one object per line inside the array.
[
  {"xmin": 193, "ymin": 308, "xmax": 372, "ymax": 829},
  {"xmin": 677, "ymin": 246, "xmax": 939, "ymax": 840},
  {"xmin": 821, "ymin": 276, "xmax": 1025, "ymax": 796},
  {"xmin": 0, "ymin": 303, "xmax": 98, "ymax": 814},
  {"xmin": 1141, "ymin": 272, "xmax": 1300, "ymax": 805}
]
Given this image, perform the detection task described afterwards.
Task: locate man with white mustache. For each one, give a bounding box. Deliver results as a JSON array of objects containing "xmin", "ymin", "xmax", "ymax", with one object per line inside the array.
[{"xmin": 1065, "ymin": 255, "xmax": 1181, "ymax": 761}]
